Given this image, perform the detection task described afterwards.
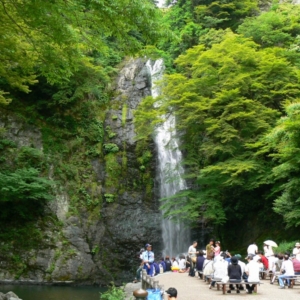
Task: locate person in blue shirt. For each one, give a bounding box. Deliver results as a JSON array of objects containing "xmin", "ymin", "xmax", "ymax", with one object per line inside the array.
[
  {"xmin": 160, "ymin": 258, "xmax": 166, "ymax": 272},
  {"xmin": 142, "ymin": 243, "xmax": 155, "ymax": 276}
]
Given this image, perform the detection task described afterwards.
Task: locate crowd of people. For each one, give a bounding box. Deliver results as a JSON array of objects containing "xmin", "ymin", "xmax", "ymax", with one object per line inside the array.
[
  {"xmin": 133, "ymin": 240, "xmax": 300, "ymax": 295},
  {"xmin": 194, "ymin": 240, "xmax": 300, "ymax": 293}
]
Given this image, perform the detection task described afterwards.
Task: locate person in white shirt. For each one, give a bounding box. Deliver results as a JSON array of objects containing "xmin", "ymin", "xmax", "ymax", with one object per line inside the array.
[
  {"xmin": 247, "ymin": 243, "xmax": 258, "ymax": 255},
  {"xmin": 178, "ymin": 255, "xmax": 186, "ymax": 273},
  {"xmin": 203, "ymin": 254, "xmax": 214, "ymax": 281},
  {"xmin": 293, "ymin": 242, "xmax": 300, "ymax": 260},
  {"xmin": 245, "ymin": 255, "xmax": 260, "ymax": 294},
  {"xmin": 278, "ymin": 254, "xmax": 295, "ymax": 288},
  {"xmin": 264, "ymin": 244, "xmax": 274, "ymax": 258},
  {"xmin": 209, "ymin": 253, "xmax": 228, "ymax": 288},
  {"xmin": 188, "ymin": 241, "xmax": 198, "ymax": 276}
]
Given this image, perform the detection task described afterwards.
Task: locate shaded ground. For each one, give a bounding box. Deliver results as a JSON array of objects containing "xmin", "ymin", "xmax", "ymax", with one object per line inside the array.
[{"xmin": 125, "ymin": 272, "xmax": 300, "ymax": 300}]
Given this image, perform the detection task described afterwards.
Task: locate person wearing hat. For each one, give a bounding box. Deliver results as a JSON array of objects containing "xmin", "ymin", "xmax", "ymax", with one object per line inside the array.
[
  {"xmin": 293, "ymin": 242, "xmax": 300, "ymax": 260},
  {"xmin": 142, "ymin": 243, "xmax": 155, "ymax": 276},
  {"xmin": 165, "ymin": 287, "xmax": 177, "ymax": 299},
  {"xmin": 227, "ymin": 256, "xmax": 242, "ymax": 293}
]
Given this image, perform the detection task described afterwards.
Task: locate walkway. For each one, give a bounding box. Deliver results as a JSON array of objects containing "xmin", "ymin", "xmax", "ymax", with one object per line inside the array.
[{"xmin": 125, "ymin": 272, "xmax": 300, "ymax": 300}]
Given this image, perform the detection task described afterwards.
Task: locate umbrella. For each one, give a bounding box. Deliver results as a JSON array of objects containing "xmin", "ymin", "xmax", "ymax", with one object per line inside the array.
[{"xmin": 264, "ymin": 240, "xmax": 278, "ymax": 247}]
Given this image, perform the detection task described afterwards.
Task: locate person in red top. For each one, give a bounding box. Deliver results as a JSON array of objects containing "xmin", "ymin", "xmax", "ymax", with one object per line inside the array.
[
  {"xmin": 257, "ymin": 251, "xmax": 268, "ymax": 269},
  {"xmin": 292, "ymin": 256, "xmax": 300, "ymax": 275}
]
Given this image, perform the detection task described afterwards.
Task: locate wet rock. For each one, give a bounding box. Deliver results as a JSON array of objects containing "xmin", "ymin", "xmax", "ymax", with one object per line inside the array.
[{"xmin": 3, "ymin": 292, "xmax": 21, "ymax": 300}]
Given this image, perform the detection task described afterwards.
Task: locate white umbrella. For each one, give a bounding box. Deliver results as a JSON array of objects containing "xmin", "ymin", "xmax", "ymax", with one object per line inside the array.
[{"xmin": 264, "ymin": 240, "xmax": 278, "ymax": 247}]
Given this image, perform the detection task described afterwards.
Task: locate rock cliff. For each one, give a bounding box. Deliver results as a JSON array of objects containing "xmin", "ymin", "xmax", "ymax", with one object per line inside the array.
[{"xmin": 0, "ymin": 58, "xmax": 162, "ymax": 285}]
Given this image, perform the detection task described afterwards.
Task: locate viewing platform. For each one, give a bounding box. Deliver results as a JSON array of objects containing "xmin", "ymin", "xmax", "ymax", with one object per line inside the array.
[{"xmin": 126, "ymin": 271, "xmax": 300, "ymax": 300}]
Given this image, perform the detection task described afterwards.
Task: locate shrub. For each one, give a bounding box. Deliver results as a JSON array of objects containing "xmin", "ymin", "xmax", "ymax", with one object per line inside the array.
[
  {"xmin": 99, "ymin": 284, "xmax": 125, "ymax": 300},
  {"xmin": 103, "ymin": 143, "xmax": 119, "ymax": 154}
]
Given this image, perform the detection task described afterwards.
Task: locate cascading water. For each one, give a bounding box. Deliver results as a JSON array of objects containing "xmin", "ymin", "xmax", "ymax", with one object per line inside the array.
[{"xmin": 146, "ymin": 59, "xmax": 190, "ymax": 257}]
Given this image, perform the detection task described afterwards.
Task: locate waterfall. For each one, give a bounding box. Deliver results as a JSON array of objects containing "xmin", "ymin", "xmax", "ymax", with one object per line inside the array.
[
  {"xmin": 156, "ymin": 0, "xmax": 166, "ymax": 8},
  {"xmin": 146, "ymin": 59, "xmax": 190, "ymax": 257}
]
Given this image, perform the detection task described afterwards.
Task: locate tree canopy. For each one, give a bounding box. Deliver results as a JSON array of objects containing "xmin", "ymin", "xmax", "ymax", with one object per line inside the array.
[
  {"xmin": 136, "ymin": 2, "xmax": 300, "ymax": 233},
  {"xmin": 0, "ymin": 0, "xmax": 164, "ymax": 104}
]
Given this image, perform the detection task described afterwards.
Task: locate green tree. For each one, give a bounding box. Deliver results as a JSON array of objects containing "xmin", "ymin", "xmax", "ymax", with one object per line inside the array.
[
  {"xmin": 265, "ymin": 102, "xmax": 300, "ymax": 227},
  {"xmin": 136, "ymin": 32, "xmax": 300, "ymax": 226},
  {"xmin": 238, "ymin": 3, "xmax": 300, "ymax": 48},
  {"xmin": 0, "ymin": 0, "xmax": 165, "ymax": 103}
]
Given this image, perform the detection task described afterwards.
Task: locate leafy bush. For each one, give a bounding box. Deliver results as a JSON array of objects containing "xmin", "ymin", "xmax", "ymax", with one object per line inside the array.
[
  {"xmin": 276, "ymin": 241, "xmax": 298, "ymax": 254},
  {"xmin": 103, "ymin": 143, "xmax": 119, "ymax": 154},
  {"xmin": 99, "ymin": 284, "xmax": 125, "ymax": 300},
  {"xmin": 104, "ymin": 194, "xmax": 115, "ymax": 203},
  {"xmin": 0, "ymin": 168, "xmax": 54, "ymax": 220}
]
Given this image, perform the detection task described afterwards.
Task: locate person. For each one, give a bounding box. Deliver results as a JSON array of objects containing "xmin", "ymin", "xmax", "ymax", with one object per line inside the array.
[
  {"xmin": 171, "ymin": 257, "xmax": 179, "ymax": 272},
  {"xmin": 224, "ymin": 251, "xmax": 232, "ymax": 263},
  {"xmin": 206, "ymin": 239, "xmax": 214, "ymax": 257},
  {"xmin": 142, "ymin": 243, "xmax": 155, "ymax": 276},
  {"xmin": 264, "ymin": 243, "xmax": 274, "ymax": 258},
  {"xmin": 165, "ymin": 287, "xmax": 177, "ymax": 299},
  {"xmin": 292, "ymin": 255, "xmax": 300, "ymax": 275},
  {"xmin": 257, "ymin": 251, "xmax": 268, "ymax": 270},
  {"xmin": 209, "ymin": 252, "xmax": 228, "ymax": 288},
  {"xmin": 153, "ymin": 261, "xmax": 160, "ymax": 276},
  {"xmin": 133, "ymin": 258, "xmax": 144, "ymax": 283},
  {"xmin": 196, "ymin": 251, "xmax": 205, "ymax": 278},
  {"xmin": 178, "ymin": 255, "xmax": 186, "ymax": 273},
  {"xmin": 247, "ymin": 243, "xmax": 258, "ymax": 256},
  {"xmin": 271, "ymin": 254, "xmax": 283, "ymax": 284},
  {"xmin": 133, "ymin": 248, "xmax": 145, "ymax": 283},
  {"xmin": 245, "ymin": 254, "xmax": 260, "ymax": 294},
  {"xmin": 214, "ymin": 241, "xmax": 221, "ymax": 258},
  {"xmin": 188, "ymin": 241, "xmax": 198, "ymax": 277},
  {"xmin": 235, "ymin": 254, "xmax": 246, "ymax": 290},
  {"xmin": 227, "ymin": 256, "xmax": 242, "ymax": 293},
  {"xmin": 278, "ymin": 254, "xmax": 295, "ymax": 289},
  {"xmin": 159, "ymin": 257, "xmax": 166, "ymax": 272},
  {"xmin": 293, "ymin": 242, "xmax": 300, "ymax": 260},
  {"xmin": 203, "ymin": 254, "xmax": 214, "ymax": 282},
  {"xmin": 165, "ymin": 256, "xmax": 172, "ymax": 272}
]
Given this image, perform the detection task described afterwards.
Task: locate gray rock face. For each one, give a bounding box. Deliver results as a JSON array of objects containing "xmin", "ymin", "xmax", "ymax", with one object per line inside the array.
[
  {"xmin": 0, "ymin": 58, "xmax": 162, "ymax": 285},
  {"xmin": 0, "ymin": 113, "xmax": 42, "ymax": 150}
]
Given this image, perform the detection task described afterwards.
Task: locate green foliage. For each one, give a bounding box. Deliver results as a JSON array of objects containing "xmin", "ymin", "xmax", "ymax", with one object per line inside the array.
[
  {"xmin": 238, "ymin": 4, "xmax": 300, "ymax": 48},
  {"xmin": 104, "ymin": 194, "xmax": 115, "ymax": 203},
  {"xmin": 103, "ymin": 143, "xmax": 119, "ymax": 154},
  {"xmin": 265, "ymin": 102, "xmax": 300, "ymax": 227},
  {"xmin": 157, "ymin": 0, "xmax": 259, "ymax": 63},
  {"xmin": 122, "ymin": 104, "xmax": 128, "ymax": 127},
  {"xmin": 137, "ymin": 30, "xmax": 300, "ymax": 226},
  {"xmin": 99, "ymin": 284, "xmax": 125, "ymax": 300},
  {"xmin": 0, "ymin": 0, "xmax": 166, "ymax": 102},
  {"xmin": 276, "ymin": 241, "xmax": 297, "ymax": 254},
  {"xmin": 0, "ymin": 168, "xmax": 54, "ymax": 219},
  {"xmin": 195, "ymin": 0, "xmax": 259, "ymax": 30}
]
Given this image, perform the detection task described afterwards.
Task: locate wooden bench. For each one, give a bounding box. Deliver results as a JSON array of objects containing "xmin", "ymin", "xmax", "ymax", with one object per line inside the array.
[
  {"xmin": 272, "ymin": 274, "xmax": 300, "ymax": 288},
  {"xmin": 213, "ymin": 280, "xmax": 261, "ymax": 294}
]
